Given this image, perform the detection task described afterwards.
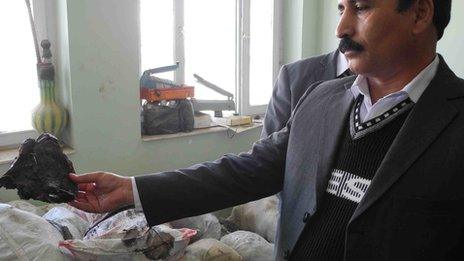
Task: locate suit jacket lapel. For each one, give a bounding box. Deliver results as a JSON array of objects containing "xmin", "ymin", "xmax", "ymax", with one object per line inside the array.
[
  {"xmin": 350, "ymin": 57, "xmax": 464, "ymax": 222},
  {"xmin": 312, "ymin": 50, "xmax": 348, "ymax": 208},
  {"xmin": 316, "ymin": 79, "xmax": 355, "ymax": 207},
  {"xmin": 317, "ymin": 50, "xmax": 339, "ymax": 81}
]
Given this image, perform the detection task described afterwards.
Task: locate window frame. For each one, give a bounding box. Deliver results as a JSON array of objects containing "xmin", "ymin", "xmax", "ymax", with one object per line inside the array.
[
  {"xmin": 169, "ymin": 0, "xmax": 282, "ymax": 116},
  {"xmin": 0, "ymin": 0, "xmax": 51, "ymax": 149},
  {"xmin": 238, "ymin": 0, "xmax": 283, "ymax": 116}
]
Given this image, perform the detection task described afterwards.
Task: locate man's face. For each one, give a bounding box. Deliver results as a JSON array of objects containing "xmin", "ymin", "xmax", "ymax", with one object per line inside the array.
[{"xmin": 336, "ymin": 0, "xmax": 417, "ymax": 77}]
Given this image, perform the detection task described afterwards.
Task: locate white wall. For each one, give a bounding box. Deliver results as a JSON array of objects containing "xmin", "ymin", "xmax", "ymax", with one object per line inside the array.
[{"xmin": 437, "ymin": 0, "xmax": 464, "ymax": 77}]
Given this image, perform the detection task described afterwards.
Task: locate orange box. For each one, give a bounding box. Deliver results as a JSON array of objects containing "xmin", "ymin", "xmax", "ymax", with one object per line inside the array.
[{"xmin": 140, "ymin": 86, "xmax": 194, "ymax": 102}]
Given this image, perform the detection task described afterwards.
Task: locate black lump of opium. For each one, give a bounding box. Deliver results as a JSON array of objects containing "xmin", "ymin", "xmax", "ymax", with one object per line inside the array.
[{"xmin": 0, "ymin": 133, "xmax": 77, "ymax": 203}]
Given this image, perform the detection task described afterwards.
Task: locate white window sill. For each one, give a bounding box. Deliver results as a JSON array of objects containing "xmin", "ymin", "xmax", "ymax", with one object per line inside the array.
[
  {"xmin": 142, "ymin": 122, "xmax": 262, "ymax": 142},
  {"xmin": 0, "ymin": 146, "xmax": 75, "ymax": 166},
  {"xmin": 1, "ymin": 124, "xmax": 262, "ymax": 165}
]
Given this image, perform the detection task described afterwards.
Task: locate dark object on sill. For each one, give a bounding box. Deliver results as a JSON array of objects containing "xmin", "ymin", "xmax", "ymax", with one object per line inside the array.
[
  {"xmin": 0, "ymin": 133, "xmax": 77, "ymax": 203},
  {"xmin": 142, "ymin": 99, "xmax": 194, "ymax": 135}
]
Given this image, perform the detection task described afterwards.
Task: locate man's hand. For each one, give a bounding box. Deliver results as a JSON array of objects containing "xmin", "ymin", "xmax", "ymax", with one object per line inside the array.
[{"xmin": 68, "ymin": 172, "xmax": 134, "ymax": 213}]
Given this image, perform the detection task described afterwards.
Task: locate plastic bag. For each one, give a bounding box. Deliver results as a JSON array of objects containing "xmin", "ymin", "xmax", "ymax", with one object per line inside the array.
[
  {"xmin": 142, "ymin": 99, "xmax": 194, "ymax": 135},
  {"xmin": 60, "ymin": 225, "xmax": 195, "ymax": 260},
  {"xmin": 83, "ymin": 208, "xmax": 147, "ymax": 240},
  {"xmin": 182, "ymin": 238, "xmax": 243, "ymax": 261},
  {"xmin": 60, "ymin": 208, "xmax": 196, "ymax": 260},
  {"xmin": 220, "ymin": 231, "xmax": 274, "ymax": 261},
  {"xmin": 43, "ymin": 206, "xmax": 91, "ymax": 240},
  {"xmin": 170, "ymin": 213, "xmax": 222, "ymax": 242},
  {"xmin": 226, "ymin": 196, "xmax": 279, "ymax": 243},
  {"xmin": 6, "ymin": 200, "xmax": 45, "ymax": 216},
  {"xmin": 0, "ymin": 203, "xmax": 65, "ymax": 260}
]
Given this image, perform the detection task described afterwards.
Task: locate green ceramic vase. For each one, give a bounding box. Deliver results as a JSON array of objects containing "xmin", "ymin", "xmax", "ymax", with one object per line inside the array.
[
  {"xmin": 31, "ymin": 40, "xmax": 68, "ymax": 137},
  {"xmin": 32, "ymin": 79, "xmax": 68, "ymax": 137}
]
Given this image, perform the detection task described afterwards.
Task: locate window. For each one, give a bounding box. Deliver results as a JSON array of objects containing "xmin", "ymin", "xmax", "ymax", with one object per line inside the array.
[
  {"xmin": 0, "ymin": 0, "xmax": 49, "ymax": 148},
  {"xmin": 140, "ymin": 0, "xmax": 282, "ymax": 116}
]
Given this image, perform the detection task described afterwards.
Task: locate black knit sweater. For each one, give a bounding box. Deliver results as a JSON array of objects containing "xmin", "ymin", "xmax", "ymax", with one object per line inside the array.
[{"xmin": 291, "ymin": 96, "xmax": 413, "ymax": 260}]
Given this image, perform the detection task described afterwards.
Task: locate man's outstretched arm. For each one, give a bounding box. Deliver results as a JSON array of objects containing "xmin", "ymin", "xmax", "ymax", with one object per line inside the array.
[
  {"xmin": 135, "ymin": 128, "xmax": 289, "ymax": 226},
  {"xmin": 69, "ymin": 127, "xmax": 289, "ymax": 225}
]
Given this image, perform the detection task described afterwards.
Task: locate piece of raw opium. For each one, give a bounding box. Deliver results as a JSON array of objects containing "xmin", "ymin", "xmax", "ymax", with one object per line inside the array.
[{"xmin": 0, "ymin": 133, "xmax": 77, "ymax": 203}]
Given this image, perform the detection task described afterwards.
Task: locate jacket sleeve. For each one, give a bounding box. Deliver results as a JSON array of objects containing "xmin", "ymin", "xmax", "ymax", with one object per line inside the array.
[
  {"xmin": 261, "ymin": 65, "xmax": 292, "ymax": 139},
  {"xmin": 135, "ymin": 126, "xmax": 290, "ymax": 226}
]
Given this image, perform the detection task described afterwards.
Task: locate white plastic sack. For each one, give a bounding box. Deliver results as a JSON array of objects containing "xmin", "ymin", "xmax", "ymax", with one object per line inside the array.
[
  {"xmin": 182, "ymin": 238, "xmax": 243, "ymax": 261},
  {"xmin": 0, "ymin": 203, "xmax": 65, "ymax": 260},
  {"xmin": 7, "ymin": 200, "xmax": 67, "ymax": 217},
  {"xmin": 43, "ymin": 206, "xmax": 91, "ymax": 239},
  {"xmin": 220, "ymin": 231, "xmax": 274, "ymax": 261},
  {"xmin": 61, "ymin": 225, "xmax": 195, "ymax": 260},
  {"xmin": 84, "ymin": 208, "xmax": 147, "ymax": 240},
  {"xmin": 59, "ymin": 238, "xmax": 150, "ymax": 261},
  {"xmin": 38, "ymin": 202, "xmax": 64, "ymax": 216},
  {"xmin": 226, "ymin": 196, "xmax": 279, "ymax": 243},
  {"xmin": 65, "ymin": 204, "xmax": 104, "ymax": 225},
  {"xmin": 60, "ymin": 208, "xmax": 196, "ymax": 260},
  {"xmin": 170, "ymin": 213, "xmax": 221, "ymax": 242},
  {"xmin": 6, "ymin": 200, "xmax": 44, "ymax": 216}
]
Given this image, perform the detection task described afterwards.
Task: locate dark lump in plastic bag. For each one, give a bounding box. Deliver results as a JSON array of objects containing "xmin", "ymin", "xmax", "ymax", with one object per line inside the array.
[{"xmin": 0, "ymin": 133, "xmax": 78, "ymax": 203}]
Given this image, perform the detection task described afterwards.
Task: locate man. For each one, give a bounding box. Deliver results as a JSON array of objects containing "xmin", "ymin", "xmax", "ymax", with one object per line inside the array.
[
  {"xmin": 71, "ymin": 0, "xmax": 462, "ymax": 260},
  {"xmin": 262, "ymin": 50, "xmax": 350, "ymax": 138}
]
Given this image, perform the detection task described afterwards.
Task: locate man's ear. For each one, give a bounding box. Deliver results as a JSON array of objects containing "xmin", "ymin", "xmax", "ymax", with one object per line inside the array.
[{"xmin": 411, "ymin": 0, "xmax": 435, "ymax": 36}]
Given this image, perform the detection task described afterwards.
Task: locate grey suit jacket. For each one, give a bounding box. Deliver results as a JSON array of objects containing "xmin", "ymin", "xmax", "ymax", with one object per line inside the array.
[
  {"xmin": 136, "ymin": 56, "xmax": 464, "ymax": 260},
  {"xmin": 261, "ymin": 50, "xmax": 340, "ymax": 138}
]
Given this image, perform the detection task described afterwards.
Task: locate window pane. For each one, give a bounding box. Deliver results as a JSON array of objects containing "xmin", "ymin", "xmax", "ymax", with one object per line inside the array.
[
  {"xmin": 0, "ymin": 1, "xmax": 40, "ymax": 132},
  {"xmin": 140, "ymin": 0, "xmax": 175, "ymax": 80},
  {"xmin": 184, "ymin": 0, "xmax": 236, "ymax": 101},
  {"xmin": 249, "ymin": 0, "xmax": 274, "ymax": 106}
]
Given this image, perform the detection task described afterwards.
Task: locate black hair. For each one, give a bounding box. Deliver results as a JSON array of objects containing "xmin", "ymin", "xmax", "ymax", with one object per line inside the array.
[{"xmin": 396, "ymin": 0, "xmax": 452, "ymax": 40}]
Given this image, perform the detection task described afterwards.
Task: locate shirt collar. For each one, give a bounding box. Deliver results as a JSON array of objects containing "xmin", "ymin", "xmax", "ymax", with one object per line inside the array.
[
  {"xmin": 336, "ymin": 51, "xmax": 349, "ymax": 77},
  {"xmin": 350, "ymin": 55, "xmax": 440, "ymax": 104}
]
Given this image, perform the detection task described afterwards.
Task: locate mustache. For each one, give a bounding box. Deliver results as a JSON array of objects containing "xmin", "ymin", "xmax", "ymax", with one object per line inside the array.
[{"xmin": 339, "ymin": 38, "xmax": 364, "ymax": 53}]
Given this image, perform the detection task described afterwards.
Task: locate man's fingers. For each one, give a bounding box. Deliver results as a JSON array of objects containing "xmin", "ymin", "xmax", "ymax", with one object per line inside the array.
[
  {"xmin": 75, "ymin": 191, "xmax": 88, "ymax": 201},
  {"xmin": 70, "ymin": 190, "xmax": 101, "ymax": 213},
  {"xmin": 69, "ymin": 172, "xmax": 104, "ymax": 184},
  {"xmin": 77, "ymin": 183, "xmax": 96, "ymax": 191}
]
